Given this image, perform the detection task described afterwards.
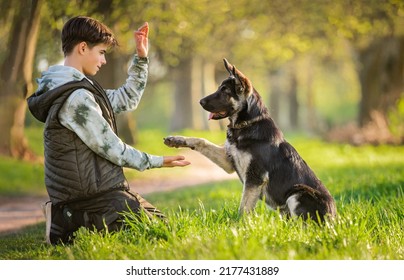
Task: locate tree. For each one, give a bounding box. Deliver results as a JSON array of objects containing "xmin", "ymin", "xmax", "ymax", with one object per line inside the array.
[
  {"xmin": 358, "ymin": 36, "xmax": 404, "ymax": 127},
  {"xmin": 230, "ymin": 0, "xmax": 403, "ymax": 135},
  {"xmin": 0, "ymin": 0, "xmax": 43, "ymax": 159},
  {"xmin": 2, "ymin": 0, "xmax": 402, "ymax": 161},
  {"xmin": 327, "ymin": 0, "xmax": 404, "ymax": 128},
  {"xmin": 145, "ymin": 0, "xmax": 239, "ymax": 131}
]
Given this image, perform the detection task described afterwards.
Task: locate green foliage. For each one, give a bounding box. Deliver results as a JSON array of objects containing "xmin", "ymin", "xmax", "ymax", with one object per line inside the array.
[
  {"xmin": 25, "ymin": 125, "xmax": 44, "ymax": 156},
  {"xmin": 0, "ymin": 126, "xmax": 45, "ymax": 196},
  {"xmin": 17, "ymin": 0, "xmax": 403, "ymax": 134},
  {"xmin": 0, "ymin": 156, "xmax": 45, "ymax": 197},
  {"xmin": 32, "ymin": 0, "xmax": 404, "ymax": 70},
  {"xmin": 0, "ymin": 137, "xmax": 403, "ymax": 260},
  {"xmin": 132, "ymin": 82, "xmax": 174, "ymax": 131},
  {"xmin": 388, "ymin": 97, "xmax": 404, "ymax": 138}
]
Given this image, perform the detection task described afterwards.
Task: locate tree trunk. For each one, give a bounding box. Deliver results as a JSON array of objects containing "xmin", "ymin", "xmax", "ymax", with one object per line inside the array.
[
  {"xmin": 269, "ymin": 65, "xmax": 300, "ymax": 131},
  {"xmin": 190, "ymin": 56, "xmax": 204, "ymax": 130},
  {"xmin": 358, "ymin": 36, "xmax": 404, "ymax": 127},
  {"xmin": 288, "ymin": 67, "xmax": 299, "ymax": 130},
  {"xmin": 201, "ymin": 60, "xmax": 218, "ymax": 130},
  {"xmin": 269, "ymin": 70, "xmax": 282, "ymax": 124},
  {"xmin": 170, "ymin": 58, "xmax": 193, "ymax": 131},
  {"xmin": 170, "ymin": 56, "xmax": 206, "ymax": 131},
  {"xmin": 0, "ymin": 0, "xmax": 42, "ymax": 159},
  {"xmin": 305, "ymin": 59, "xmax": 317, "ymax": 133}
]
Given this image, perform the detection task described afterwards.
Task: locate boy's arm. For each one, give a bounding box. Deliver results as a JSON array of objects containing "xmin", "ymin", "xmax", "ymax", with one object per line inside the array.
[
  {"xmin": 59, "ymin": 89, "xmax": 163, "ymax": 171},
  {"xmin": 104, "ymin": 55, "xmax": 149, "ymax": 114},
  {"xmin": 105, "ymin": 22, "xmax": 149, "ymax": 114}
]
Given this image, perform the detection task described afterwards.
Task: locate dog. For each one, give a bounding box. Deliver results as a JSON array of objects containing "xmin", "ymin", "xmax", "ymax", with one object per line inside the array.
[{"xmin": 164, "ymin": 58, "xmax": 336, "ymax": 222}]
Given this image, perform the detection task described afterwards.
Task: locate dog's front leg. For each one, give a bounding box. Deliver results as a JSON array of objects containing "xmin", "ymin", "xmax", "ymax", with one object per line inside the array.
[
  {"xmin": 164, "ymin": 136, "xmax": 234, "ymax": 173},
  {"xmin": 238, "ymin": 183, "xmax": 263, "ymax": 215}
]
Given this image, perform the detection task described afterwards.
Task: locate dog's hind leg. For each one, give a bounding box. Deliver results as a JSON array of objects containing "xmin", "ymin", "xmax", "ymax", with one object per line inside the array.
[
  {"xmin": 286, "ymin": 184, "xmax": 335, "ymax": 222},
  {"xmin": 164, "ymin": 136, "xmax": 234, "ymax": 173}
]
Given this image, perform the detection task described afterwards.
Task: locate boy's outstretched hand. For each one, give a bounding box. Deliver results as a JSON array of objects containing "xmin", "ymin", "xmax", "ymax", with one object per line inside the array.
[
  {"xmin": 162, "ymin": 155, "xmax": 191, "ymax": 168},
  {"xmin": 134, "ymin": 22, "xmax": 149, "ymax": 58}
]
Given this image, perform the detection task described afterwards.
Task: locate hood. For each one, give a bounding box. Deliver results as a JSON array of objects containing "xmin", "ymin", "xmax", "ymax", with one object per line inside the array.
[
  {"xmin": 35, "ymin": 65, "xmax": 86, "ymax": 94},
  {"xmin": 27, "ymin": 65, "xmax": 89, "ymax": 122}
]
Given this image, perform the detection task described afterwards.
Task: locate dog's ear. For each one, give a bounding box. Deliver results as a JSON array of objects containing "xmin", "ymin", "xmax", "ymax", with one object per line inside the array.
[
  {"xmin": 223, "ymin": 58, "xmax": 242, "ymax": 86},
  {"xmin": 234, "ymin": 67, "xmax": 253, "ymax": 95},
  {"xmin": 223, "ymin": 58, "xmax": 234, "ymax": 76},
  {"xmin": 232, "ymin": 65, "xmax": 242, "ymax": 86},
  {"xmin": 223, "ymin": 58, "xmax": 252, "ymax": 95}
]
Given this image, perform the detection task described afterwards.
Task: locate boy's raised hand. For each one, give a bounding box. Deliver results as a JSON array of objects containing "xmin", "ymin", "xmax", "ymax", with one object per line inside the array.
[{"xmin": 134, "ymin": 22, "xmax": 149, "ymax": 58}]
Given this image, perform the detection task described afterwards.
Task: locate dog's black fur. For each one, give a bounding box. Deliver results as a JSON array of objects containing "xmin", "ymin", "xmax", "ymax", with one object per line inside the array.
[{"xmin": 164, "ymin": 59, "xmax": 336, "ymax": 222}]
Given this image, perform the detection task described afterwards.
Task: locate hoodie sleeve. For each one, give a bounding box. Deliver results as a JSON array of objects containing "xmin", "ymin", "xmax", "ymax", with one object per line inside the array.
[
  {"xmin": 58, "ymin": 89, "xmax": 163, "ymax": 171},
  {"xmin": 105, "ymin": 55, "xmax": 149, "ymax": 114}
]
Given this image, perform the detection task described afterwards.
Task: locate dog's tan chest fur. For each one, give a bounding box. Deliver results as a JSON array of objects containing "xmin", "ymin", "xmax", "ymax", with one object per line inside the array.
[{"xmin": 225, "ymin": 141, "xmax": 251, "ymax": 184}]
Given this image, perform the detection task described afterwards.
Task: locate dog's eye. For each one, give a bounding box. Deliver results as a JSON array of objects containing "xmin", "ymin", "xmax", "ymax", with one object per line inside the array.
[
  {"xmin": 220, "ymin": 85, "xmax": 227, "ymax": 91},
  {"xmin": 237, "ymin": 86, "xmax": 244, "ymax": 93}
]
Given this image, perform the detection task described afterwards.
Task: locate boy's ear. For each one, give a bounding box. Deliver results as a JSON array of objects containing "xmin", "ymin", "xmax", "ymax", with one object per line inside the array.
[{"xmin": 77, "ymin": 41, "xmax": 87, "ymax": 54}]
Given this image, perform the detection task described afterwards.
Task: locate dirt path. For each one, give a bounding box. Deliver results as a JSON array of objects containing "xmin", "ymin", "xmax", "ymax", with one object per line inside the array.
[{"xmin": 0, "ymin": 150, "xmax": 237, "ymax": 234}]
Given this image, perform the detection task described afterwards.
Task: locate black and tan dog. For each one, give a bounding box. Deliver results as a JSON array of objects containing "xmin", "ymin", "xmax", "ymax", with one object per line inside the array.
[{"xmin": 164, "ymin": 59, "xmax": 336, "ymax": 222}]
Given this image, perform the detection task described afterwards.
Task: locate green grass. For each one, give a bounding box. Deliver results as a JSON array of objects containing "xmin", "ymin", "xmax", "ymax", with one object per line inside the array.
[
  {"xmin": 0, "ymin": 156, "xmax": 46, "ymax": 197},
  {"xmin": 0, "ymin": 126, "xmax": 46, "ymax": 196},
  {"xmin": 0, "ymin": 132, "xmax": 403, "ymax": 260}
]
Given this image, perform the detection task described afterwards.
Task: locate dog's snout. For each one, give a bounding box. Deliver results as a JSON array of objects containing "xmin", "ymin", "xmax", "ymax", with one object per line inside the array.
[{"xmin": 199, "ymin": 98, "xmax": 207, "ymax": 107}]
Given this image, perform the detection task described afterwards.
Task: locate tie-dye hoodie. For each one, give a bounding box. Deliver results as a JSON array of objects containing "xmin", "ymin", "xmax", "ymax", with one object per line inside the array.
[{"xmin": 34, "ymin": 55, "xmax": 163, "ymax": 171}]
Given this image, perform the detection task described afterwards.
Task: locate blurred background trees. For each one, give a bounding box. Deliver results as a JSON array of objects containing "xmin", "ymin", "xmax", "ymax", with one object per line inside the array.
[
  {"xmin": 0, "ymin": 0, "xmax": 42, "ymax": 159},
  {"xmin": 0, "ymin": 0, "xmax": 403, "ymax": 159}
]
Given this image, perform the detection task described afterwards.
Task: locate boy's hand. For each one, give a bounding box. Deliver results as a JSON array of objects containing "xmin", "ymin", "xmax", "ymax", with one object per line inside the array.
[
  {"xmin": 162, "ymin": 155, "xmax": 191, "ymax": 168},
  {"xmin": 134, "ymin": 22, "xmax": 149, "ymax": 58}
]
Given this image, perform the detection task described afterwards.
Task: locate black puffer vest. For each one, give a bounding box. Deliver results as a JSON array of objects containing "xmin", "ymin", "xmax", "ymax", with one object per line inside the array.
[{"xmin": 27, "ymin": 78, "xmax": 129, "ymax": 205}]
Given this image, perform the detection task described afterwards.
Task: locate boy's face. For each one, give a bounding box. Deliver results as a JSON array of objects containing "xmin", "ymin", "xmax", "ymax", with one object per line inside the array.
[{"xmin": 81, "ymin": 43, "xmax": 108, "ymax": 76}]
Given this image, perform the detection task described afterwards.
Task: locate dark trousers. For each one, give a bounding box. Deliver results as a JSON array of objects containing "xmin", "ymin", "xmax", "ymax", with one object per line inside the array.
[{"xmin": 48, "ymin": 190, "xmax": 165, "ymax": 244}]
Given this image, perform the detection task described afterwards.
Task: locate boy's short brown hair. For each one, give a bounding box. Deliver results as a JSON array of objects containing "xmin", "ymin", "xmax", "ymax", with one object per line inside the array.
[{"xmin": 62, "ymin": 16, "xmax": 118, "ymax": 56}]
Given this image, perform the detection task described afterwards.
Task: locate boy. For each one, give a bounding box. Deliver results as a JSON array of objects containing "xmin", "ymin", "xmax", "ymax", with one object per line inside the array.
[{"xmin": 27, "ymin": 16, "xmax": 189, "ymax": 244}]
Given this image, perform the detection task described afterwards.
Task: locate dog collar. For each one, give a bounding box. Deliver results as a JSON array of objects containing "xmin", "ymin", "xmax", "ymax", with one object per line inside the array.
[{"xmin": 228, "ymin": 115, "xmax": 268, "ymax": 129}]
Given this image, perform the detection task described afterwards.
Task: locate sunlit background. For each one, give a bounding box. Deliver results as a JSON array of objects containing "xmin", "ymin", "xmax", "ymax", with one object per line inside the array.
[{"xmin": 1, "ymin": 0, "xmax": 402, "ymax": 161}]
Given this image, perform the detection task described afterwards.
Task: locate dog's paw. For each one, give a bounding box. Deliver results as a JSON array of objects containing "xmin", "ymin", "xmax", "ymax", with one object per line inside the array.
[{"xmin": 163, "ymin": 136, "xmax": 193, "ymax": 149}]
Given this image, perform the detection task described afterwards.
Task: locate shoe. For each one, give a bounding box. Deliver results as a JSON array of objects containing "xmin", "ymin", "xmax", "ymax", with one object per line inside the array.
[{"xmin": 41, "ymin": 201, "xmax": 52, "ymax": 245}]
